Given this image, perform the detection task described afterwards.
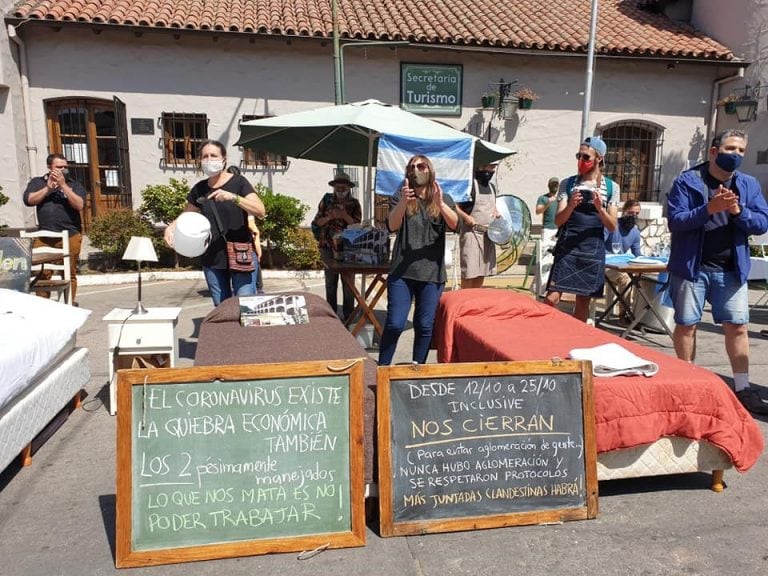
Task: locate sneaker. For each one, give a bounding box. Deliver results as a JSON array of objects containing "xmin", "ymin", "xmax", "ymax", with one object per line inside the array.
[{"xmin": 736, "ymin": 388, "xmax": 768, "ymax": 415}]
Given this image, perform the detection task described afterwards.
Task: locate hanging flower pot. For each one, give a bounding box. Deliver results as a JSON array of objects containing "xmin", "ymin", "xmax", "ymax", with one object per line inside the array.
[
  {"xmin": 481, "ymin": 94, "xmax": 497, "ymax": 109},
  {"xmin": 724, "ymin": 101, "xmax": 737, "ymax": 114},
  {"xmin": 513, "ymin": 87, "xmax": 538, "ymax": 111}
]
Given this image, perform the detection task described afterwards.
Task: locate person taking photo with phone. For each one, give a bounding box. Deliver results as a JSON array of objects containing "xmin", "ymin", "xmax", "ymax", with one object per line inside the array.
[
  {"xmin": 378, "ymin": 155, "xmax": 458, "ymax": 365},
  {"xmin": 545, "ymin": 137, "xmax": 619, "ymax": 322}
]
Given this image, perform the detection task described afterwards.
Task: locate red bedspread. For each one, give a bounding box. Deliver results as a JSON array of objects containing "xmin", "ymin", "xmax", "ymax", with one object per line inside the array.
[{"xmin": 433, "ymin": 288, "xmax": 764, "ymax": 472}]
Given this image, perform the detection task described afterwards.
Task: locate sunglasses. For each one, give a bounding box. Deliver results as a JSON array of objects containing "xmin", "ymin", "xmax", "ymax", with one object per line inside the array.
[
  {"xmin": 575, "ymin": 153, "xmax": 594, "ymax": 161},
  {"xmin": 407, "ymin": 162, "xmax": 429, "ymax": 172}
]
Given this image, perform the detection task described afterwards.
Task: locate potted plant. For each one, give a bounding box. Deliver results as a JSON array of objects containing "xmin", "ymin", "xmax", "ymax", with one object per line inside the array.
[
  {"xmin": 717, "ymin": 93, "xmax": 739, "ymax": 114},
  {"xmin": 514, "ymin": 87, "xmax": 539, "ymax": 110},
  {"xmin": 481, "ymin": 92, "xmax": 497, "ymax": 109}
]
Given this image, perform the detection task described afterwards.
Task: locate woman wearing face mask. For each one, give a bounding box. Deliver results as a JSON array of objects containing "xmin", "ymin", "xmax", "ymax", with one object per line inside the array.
[
  {"xmin": 311, "ymin": 173, "xmax": 362, "ymax": 321},
  {"xmin": 545, "ymin": 136, "xmax": 619, "ymax": 322},
  {"xmin": 455, "ymin": 161, "xmax": 501, "ymax": 288},
  {"xmin": 604, "ymin": 199, "xmax": 642, "ymax": 323},
  {"xmin": 378, "ymin": 155, "xmax": 459, "ymax": 365},
  {"xmin": 164, "ymin": 139, "xmax": 266, "ymax": 305}
]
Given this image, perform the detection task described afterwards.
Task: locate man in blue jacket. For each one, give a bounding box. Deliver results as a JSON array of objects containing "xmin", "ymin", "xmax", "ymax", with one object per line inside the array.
[{"xmin": 667, "ymin": 129, "xmax": 768, "ymax": 415}]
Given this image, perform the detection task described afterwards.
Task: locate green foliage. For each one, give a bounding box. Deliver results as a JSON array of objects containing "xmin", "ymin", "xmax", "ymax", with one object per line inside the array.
[
  {"xmin": 281, "ymin": 227, "xmax": 322, "ymax": 269},
  {"xmin": 255, "ymin": 184, "xmax": 309, "ymax": 249},
  {"xmin": 88, "ymin": 209, "xmax": 157, "ymax": 264},
  {"xmin": 139, "ymin": 178, "xmax": 190, "ymax": 224}
]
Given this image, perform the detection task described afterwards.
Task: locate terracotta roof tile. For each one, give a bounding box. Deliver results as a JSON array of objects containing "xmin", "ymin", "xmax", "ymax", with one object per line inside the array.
[{"xmin": 8, "ymin": 0, "xmax": 734, "ymax": 61}]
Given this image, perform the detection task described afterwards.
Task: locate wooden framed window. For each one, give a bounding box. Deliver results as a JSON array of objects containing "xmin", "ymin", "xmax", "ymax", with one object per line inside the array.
[
  {"xmin": 600, "ymin": 122, "xmax": 664, "ymax": 202},
  {"xmin": 239, "ymin": 115, "xmax": 288, "ymax": 169},
  {"xmin": 161, "ymin": 113, "xmax": 207, "ymax": 166}
]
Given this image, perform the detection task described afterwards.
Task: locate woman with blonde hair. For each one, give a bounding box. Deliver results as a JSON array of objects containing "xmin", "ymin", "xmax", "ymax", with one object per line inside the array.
[{"xmin": 378, "ymin": 155, "xmax": 459, "ymax": 365}]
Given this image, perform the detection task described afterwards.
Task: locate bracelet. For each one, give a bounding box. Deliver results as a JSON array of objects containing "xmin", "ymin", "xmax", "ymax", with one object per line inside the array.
[{"xmin": 233, "ymin": 194, "xmax": 240, "ymax": 205}]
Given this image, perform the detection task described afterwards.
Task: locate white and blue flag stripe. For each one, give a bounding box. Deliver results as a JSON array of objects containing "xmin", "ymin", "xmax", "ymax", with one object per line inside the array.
[{"xmin": 374, "ymin": 134, "xmax": 474, "ymax": 202}]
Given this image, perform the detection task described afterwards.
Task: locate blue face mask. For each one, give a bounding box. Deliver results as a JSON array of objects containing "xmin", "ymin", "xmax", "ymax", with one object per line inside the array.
[{"xmin": 714, "ymin": 152, "xmax": 743, "ymax": 173}]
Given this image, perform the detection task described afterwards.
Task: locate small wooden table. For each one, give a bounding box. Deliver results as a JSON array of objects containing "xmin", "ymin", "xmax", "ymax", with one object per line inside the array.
[
  {"xmin": 598, "ymin": 258, "xmax": 672, "ymax": 339},
  {"xmin": 103, "ymin": 307, "xmax": 182, "ymax": 415},
  {"xmin": 322, "ymin": 256, "xmax": 389, "ymax": 338}
]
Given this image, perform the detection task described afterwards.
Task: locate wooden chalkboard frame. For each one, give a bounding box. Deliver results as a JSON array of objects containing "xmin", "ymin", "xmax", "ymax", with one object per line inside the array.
[
  {"xmin": 377, "ymin": 360, "xmax": 597, "ymax": 537},
  {"xmin": 116, "ymin": 360, "xmax": 366, "ymax": 568}
]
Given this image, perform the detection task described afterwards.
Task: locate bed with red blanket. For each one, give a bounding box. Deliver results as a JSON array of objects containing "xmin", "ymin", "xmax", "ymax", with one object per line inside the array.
[{"xmin": 433, "ymin": 289, "xmax": 763, "ymax": 485}]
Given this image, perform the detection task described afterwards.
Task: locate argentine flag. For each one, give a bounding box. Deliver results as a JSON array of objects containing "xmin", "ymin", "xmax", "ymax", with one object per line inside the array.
[{"xmin": 374, "ymin": 133, "xmax": 474, "ymax": 202}]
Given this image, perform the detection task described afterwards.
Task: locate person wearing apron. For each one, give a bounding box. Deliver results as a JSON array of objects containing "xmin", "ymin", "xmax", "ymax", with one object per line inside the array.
[
  {"xmin": 456, "ymin": 162, "xmax": 500, "ymax": 288},
  {"xmin": 546, "ymin": 137, "xmax": 620, "ymax": 322}
]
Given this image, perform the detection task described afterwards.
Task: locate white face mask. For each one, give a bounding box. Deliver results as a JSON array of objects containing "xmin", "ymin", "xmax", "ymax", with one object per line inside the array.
[{"xmin": 201, "ymin": 159, "xmax": 225, "ymax": 177}]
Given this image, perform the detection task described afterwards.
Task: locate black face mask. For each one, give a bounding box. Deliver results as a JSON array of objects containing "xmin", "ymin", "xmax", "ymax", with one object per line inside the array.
[
  {"xmin": 619, "ymin": 214, "xmax": 637, "ymax": 229},
  {"xmin": 475, "ymin": 170, "xmax": 494, "ymax": 187}
]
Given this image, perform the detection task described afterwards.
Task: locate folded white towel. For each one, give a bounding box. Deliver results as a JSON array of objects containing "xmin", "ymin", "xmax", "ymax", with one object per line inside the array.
[{"xmin": 568, "ymin": 342, "xmax": 659, "ymax": 377}]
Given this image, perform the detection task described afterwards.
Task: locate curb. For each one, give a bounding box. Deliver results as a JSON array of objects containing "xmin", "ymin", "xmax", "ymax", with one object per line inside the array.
[{"xmin": 77, "ymin": 269, "xmax": 325, "ymax": 286}]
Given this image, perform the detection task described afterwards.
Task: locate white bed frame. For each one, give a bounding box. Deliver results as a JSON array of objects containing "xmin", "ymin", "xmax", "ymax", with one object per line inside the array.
[
  {"xmin": 597, "ymin": 437, "xmax": 732, "ymax": 491},
  {"xmin": 0, "ymin": 347, "xmax": 90, "ymax": 472}
]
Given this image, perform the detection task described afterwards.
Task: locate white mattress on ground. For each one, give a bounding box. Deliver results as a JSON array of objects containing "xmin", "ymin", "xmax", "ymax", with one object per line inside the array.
[{"xmin": 0, "ymin": 289, "xmax": 90, "ymax": 411}]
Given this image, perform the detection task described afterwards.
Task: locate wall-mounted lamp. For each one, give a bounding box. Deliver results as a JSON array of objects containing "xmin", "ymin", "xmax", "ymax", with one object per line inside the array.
[
  {"xmin": 488, "ymin": 77, "xmax": 518, "ymax": 120},
  {"xmin": 733, "ymin": 84, "xmax": 768, "ymax": 123}
]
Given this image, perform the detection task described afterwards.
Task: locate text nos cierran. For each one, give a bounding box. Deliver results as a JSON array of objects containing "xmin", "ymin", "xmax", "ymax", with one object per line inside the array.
[{"xmin": 410, "ymin": 413, "xmax": 554, "ymax": 440}]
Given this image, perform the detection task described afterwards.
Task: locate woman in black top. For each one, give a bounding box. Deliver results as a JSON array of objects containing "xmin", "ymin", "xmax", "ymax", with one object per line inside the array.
[
  {"xmin": 378, "ymin": 155, "xmax": 459, "ymax": 365},
  {"xmin": 164, "ymin": 140, "xmax": 266, "ymax": 305}
]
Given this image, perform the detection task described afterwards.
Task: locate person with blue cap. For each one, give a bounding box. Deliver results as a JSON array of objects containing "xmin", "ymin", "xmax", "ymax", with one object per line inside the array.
[{"xmin": 544, "ymin": 136, "xmax": 620, "ymax": 322}]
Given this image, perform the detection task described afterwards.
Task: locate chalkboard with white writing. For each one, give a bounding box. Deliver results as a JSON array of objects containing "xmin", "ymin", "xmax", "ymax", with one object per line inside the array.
[
  {"xmin": 377, "ymin": 360, "xmax": 597, "ymax": 536},
  {"xmin": 115, "ymin": 360, "xmax": 366, "ymax": 568}
]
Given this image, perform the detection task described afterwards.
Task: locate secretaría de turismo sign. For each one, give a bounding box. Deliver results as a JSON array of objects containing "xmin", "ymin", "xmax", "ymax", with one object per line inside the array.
[{"xmin": 400, "ymin": 63, "xmax": 463, "ymax": 116}]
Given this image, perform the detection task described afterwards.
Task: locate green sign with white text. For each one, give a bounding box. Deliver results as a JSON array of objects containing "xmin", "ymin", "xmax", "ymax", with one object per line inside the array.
[{"xmin": 400, "ymin": 63, "xmax": 463, "ymax": 116}]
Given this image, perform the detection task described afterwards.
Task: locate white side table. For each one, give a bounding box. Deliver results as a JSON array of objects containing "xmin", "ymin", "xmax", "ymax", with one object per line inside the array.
[{"xmin": 103, "ymin": 307, "xmax": 181, "ymax": 415}]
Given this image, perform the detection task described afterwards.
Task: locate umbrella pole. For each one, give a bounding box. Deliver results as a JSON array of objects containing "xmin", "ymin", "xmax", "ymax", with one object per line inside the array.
[{"xmin": 366, "ymin": 133, "xmax": 375, "ymax": 223}]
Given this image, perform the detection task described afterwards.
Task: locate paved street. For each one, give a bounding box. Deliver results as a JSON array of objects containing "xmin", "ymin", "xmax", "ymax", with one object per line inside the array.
[{"xmin": 1, "ymin": 273, "xmax": 767, "ymax": 576}]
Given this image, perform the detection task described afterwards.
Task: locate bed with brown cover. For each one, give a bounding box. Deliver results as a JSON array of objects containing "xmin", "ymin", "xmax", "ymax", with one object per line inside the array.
[{"xmin": 194, "ymin": 292, "xmax": 378, "ymax": 484}]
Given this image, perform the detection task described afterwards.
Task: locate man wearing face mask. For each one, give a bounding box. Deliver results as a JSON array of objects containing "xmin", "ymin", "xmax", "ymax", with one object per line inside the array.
[
  {"xmin": 667, "ymin": 129, "xmax": 768, "ymax": 415},
  {"xmin": 23, "ymin": 153, "xmax": 87, "ymax": 304},
  {"xmin": 545, "ymin": 136, "xmax": 619, "ymax": 322},
  {"xmin": 455, "ymin": 162, "xmax": 501, "ymax": 288},
  {"xmin": 312, "ymin": 173, "xmax": 362, "ymax": 321},
  {"xmin": 604, "ymin": 199, "xmax": 643, "ymax": 323}
]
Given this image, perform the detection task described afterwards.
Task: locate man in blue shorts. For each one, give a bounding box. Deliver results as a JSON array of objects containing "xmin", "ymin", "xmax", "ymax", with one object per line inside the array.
[{"xmin": 667, "ymin": 129, "xmax": 768, "ymax": 415}]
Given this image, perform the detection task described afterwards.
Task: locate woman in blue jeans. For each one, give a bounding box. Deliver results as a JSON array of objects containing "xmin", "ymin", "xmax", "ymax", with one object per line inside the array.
[{"xmin": 378, "ymin": 155, "xmax": 459, "ymax": 365}]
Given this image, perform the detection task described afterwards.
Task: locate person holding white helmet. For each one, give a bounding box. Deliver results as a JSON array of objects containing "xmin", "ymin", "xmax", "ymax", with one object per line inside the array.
[{"xmin": 164, "ymin": 140, "xmax": 266, "ymax": 306}]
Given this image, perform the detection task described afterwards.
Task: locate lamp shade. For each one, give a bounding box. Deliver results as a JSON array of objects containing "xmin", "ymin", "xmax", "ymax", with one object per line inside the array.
[{"xmin": 122, "ymin": 236, "xmax": 158, "ymax": 262}]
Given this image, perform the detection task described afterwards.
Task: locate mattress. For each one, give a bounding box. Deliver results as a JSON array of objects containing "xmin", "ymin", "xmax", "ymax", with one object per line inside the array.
[
  {"xmin": 0, "ymin": 289, "xmax": 90, "ymax": 411},
  {"xmin": 195, "ymin": 292, "xmax": 379, "ymax": 484},
  {"xmin": 0, "ymin": 347, "xmax": 90, "ymax": 472},
  {"xmin": 433, "ymin": 288, "xmax": 764, "ymax": 473}
]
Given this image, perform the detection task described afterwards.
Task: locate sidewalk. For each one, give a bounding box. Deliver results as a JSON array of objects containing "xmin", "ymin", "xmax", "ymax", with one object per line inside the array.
[{"xmin": 1, "ymin": 275, "xmax": 767, "ymax": 575}]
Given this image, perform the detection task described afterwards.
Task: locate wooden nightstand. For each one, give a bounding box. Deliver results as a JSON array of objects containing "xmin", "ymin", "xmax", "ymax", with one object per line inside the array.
[{"xmin": 103, "ymin": 307, "xmax": 181, "ymax": 415}]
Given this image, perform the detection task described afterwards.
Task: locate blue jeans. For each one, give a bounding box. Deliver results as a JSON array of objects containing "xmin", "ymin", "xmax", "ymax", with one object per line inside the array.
[
  {"xmin": 669, "ymin": 270, "xmax": 749, "ymax": 325},
  {"xmin": 203, "ymin": 266, "xmax": 254, "ymax": 306},
  {"xmin": 324, "ymin": 268, "xmax": 355, "ymax": 321},
  {"xmin": 249, "ymin": 254, "xmax": 263, "ymax": 293},
  {"xmin": 378, "ymin": 276, "xmax": 444, "ymax": 366}
]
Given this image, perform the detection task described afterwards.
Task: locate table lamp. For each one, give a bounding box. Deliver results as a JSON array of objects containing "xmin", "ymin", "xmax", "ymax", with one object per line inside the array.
[{"xmin": 122, "ymin": 236, "xmax": 158, "ymax": 314}]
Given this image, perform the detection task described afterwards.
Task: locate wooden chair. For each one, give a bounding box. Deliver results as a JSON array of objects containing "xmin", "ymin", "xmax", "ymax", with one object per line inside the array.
[{"xmin": 19, "ymin": 230, "xmax": 72, "ymax": 305}]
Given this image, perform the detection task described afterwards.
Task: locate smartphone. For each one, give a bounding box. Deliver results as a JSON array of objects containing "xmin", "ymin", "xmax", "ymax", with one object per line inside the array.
[{"xmin": 575, "ymin": 186, "xmax": 593, "ymax": 204}]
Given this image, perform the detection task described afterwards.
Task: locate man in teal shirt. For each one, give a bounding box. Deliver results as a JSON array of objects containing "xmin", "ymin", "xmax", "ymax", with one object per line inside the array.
[{"xmin": 536, "ymin": 177, "xmax": 559, "ymax": 242}]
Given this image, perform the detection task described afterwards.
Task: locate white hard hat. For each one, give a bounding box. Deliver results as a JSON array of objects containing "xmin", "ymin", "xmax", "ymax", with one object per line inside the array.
[{"xmin": 173, "ymin": 212, "xmax": 211, "ymax": 257}]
